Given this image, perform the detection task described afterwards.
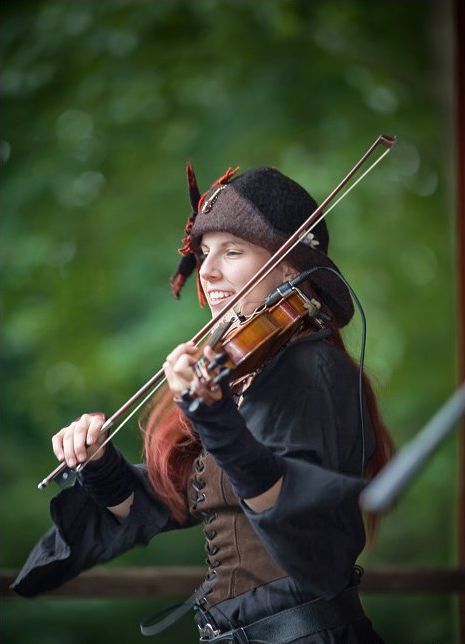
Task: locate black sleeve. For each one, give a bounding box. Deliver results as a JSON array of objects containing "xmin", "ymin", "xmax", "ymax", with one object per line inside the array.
[
  {"xmin": 237, "ymin": 337, "xmax": 376, "ymax": 599},
  {"xmin": 11, "ymin": 463, "xmax": 198, "ymax": 597}
]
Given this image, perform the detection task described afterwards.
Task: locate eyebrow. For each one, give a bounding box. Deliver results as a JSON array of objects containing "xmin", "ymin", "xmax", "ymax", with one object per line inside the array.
[{"xmin": 200, "ymin": 238, "xmax": 247, "ymax": 250}]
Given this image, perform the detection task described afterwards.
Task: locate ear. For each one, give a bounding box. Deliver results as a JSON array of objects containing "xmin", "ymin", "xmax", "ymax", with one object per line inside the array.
[{"xmin": 281, "ymin": 262, "xmax": 299, "ymax": 282}]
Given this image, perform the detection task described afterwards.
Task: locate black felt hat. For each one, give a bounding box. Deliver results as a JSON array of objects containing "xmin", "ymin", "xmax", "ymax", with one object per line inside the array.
[{"xmin": 171, "ymin": 165, "xmax": 354, "ymax": 327}]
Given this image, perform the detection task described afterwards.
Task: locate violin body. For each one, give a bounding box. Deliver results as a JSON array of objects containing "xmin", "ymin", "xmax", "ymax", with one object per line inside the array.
[{"xmin": 207, "ymin": 290, "xmax": 323, "ymax": 382}]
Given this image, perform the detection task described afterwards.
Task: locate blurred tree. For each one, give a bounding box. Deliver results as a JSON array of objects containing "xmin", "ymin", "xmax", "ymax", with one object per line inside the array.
[{"xmin": 1, "ymin": 0, "xmax": 457, "ymax": 642}]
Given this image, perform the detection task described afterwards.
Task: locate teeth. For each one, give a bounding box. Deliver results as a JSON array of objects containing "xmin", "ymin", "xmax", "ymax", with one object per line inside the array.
[{"xmin": 209, "ymin": 291, "xmax": 234, "ymax": 303}]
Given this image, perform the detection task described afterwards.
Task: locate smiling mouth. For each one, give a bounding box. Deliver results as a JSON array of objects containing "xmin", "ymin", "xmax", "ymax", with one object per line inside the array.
[{"xmin": 208, "ymin": 290, "xmax": 235, "ymax": 306}]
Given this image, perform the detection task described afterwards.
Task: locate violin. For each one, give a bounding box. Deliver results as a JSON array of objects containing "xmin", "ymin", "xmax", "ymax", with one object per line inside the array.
[
  {"xmin": 183, "ymin": 287, "xmax": 325, "ymax": 411},
  {"xmin": 37, "ymin": 134, "xmax": 396, "ymax": 490}
]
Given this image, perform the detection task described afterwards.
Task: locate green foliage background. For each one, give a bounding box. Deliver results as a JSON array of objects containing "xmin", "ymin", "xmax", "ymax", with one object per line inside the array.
[{"xmin": 1, "ymin": 1, "xmax": 459, "ymax": 642}]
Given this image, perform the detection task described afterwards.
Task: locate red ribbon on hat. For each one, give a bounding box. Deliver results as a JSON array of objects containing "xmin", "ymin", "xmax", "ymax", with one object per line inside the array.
[{"xmin": 171, "ymin": 164, "xmax": 240, "ymax": 301}]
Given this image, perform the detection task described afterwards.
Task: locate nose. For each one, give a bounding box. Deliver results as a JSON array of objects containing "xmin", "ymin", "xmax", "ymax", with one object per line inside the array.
[{"xmin": 199, "ymin": 253, "xmax": 222, "ymax": 283}]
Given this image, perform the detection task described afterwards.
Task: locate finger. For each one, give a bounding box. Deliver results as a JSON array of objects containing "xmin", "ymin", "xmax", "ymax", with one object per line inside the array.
[
  {"xmin": 74, "ymin": 415, "xmax": 92, "ymax": 463},
  {"xmin": 52, "ymin": 428, "xmax": 66, "ymax": 461},
  {"xmin": 164, "ymin": 359, "xmax": 193, "ymax": 396},
  {"xmin": 173, "ymin": 353, "xmax": 197, "ymax": 377},
  {"xmin": 165, "ymin": 352, "xmax": 196, "ymax": 379},
  {"xmin": 63, "ymin": 424, "xmax": 79, "ymax": 468},
  {"xmin": 163, "ymin": 360, "xmax": 180, "ymax": 394},
  {"xmin": 86, "ymin": 413, "xmax": 106, "ymax": 446},
  {"xmin": 202, "ymin": 346, "xmax": 226, "ymax": 377},
  {"xmin": 203, "ymin": 346, "xmax": 217, "ymax": 361},
  {"xmin": 165, "ymin": 342, "xmax": 193, "ymax": 363},
  {"xmin": 165, "ymin": 341, "xmax": 198, "ymax": 365},
  {"xmin": 163, "ymin": 359, "xmax": 175, "ymax": 381}
]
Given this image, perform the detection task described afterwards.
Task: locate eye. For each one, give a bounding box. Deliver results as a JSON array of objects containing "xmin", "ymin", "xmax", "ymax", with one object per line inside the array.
[{"xmin": 225, "ymin": 249, "xmax": 243, "ymax": 258}]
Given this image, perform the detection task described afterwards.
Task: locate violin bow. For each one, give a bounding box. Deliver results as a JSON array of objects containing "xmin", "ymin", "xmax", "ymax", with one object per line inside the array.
[{"xmin": 38, "ymin": 134, "xmax": 396, "ymax": 490}]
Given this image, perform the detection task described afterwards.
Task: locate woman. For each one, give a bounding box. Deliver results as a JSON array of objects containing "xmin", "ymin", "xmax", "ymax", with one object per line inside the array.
[{"xmin": 13, "ymin": 166, "xmax": 393, "ymax": 643}]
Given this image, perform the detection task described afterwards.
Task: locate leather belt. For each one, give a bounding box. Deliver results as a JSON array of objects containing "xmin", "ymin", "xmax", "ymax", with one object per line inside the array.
[{"xmin": 197, "ymin": 586, "xmax": 365, "ymax": 643}]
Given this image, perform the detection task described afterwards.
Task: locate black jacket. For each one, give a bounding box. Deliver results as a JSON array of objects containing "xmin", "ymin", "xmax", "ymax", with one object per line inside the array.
[{"xmin": 12, "ymin": 336, "xmax": 382, "ymax": 642}]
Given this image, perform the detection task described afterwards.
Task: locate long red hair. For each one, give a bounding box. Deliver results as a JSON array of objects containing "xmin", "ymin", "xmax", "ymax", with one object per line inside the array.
[
  {"xmin": 140, "ymin": 319, "xmax": 395, "ymax": 536},
  {"xmin": 140, "ymin": 386, "xmax": 201, "ymax": 525}
]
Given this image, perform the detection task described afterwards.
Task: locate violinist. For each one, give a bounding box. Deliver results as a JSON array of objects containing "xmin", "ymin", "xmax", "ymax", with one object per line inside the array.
[{"xmin": 13, "ymin": 166, "xmax": 394, "ymax": 643}]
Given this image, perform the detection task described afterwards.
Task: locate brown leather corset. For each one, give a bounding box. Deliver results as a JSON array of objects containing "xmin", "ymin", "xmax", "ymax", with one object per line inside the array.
[{"xmin": 188, "ymin": 448, "xmax": 286, "ymax": 610}]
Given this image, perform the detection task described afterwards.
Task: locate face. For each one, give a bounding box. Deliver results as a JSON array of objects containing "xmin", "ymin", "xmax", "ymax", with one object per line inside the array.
[{"xmin": 199, "ymin": 231, "xmax": 297, "ymax": 317}]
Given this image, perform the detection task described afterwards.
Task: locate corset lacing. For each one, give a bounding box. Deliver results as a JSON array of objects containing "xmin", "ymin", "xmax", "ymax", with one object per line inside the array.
[{"xmin": 191, "ymin": 449, "xmax": 221, "ymax": 608}]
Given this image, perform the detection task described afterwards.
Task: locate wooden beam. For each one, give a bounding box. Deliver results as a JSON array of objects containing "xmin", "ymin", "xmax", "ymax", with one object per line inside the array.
[
  {"xmin": 1, "ymin": 567, "xmax": 205, "ymax": 599},
  {"xmin": 2, "ymin": 567, "xmax": 465, "ymax": 599},
  {"xmin": 360, "ymin": 566, "xmax": 465, "ymax": 594}
]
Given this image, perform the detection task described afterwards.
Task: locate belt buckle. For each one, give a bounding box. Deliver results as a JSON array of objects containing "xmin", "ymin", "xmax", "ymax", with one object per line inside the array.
[{"xmin": 198, "ymin": 623, "xmax": 221, "ymax": 641}]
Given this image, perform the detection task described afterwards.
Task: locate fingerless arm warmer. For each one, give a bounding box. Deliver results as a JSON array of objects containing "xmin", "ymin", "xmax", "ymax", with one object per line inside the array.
[
  {"xmin": 78, "ymin": 442, "xmax": 135, "ymax": 508},
  {"xmin": 177, "ymin": 394, "xmax": 284, "ymax": 500}
]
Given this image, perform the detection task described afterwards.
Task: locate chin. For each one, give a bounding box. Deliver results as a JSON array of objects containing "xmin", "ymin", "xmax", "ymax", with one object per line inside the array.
[{"xmin": 209, "ymin": 302, "xmax": 228, "ymax": 315}]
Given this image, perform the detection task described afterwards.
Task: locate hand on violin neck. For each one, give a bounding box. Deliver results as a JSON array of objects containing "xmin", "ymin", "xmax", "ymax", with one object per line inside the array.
[
  {"xmin": 164, "ymin": 342, "xmax": 224, "ymax": 406},
  {"xmin": 193, "ymin": 345, "xmax": 226, "ymax": 405}
]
